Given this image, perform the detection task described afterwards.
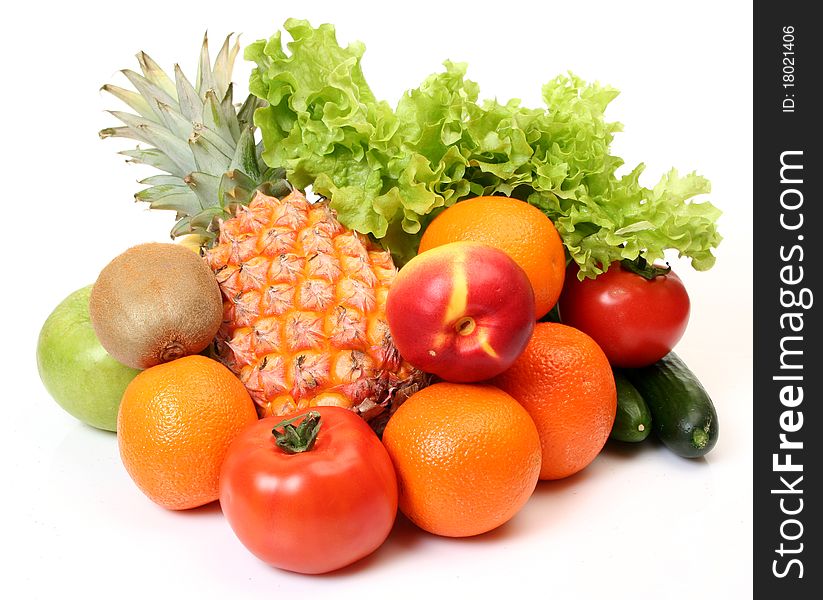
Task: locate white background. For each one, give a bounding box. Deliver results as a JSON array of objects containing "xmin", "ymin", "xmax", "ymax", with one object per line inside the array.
[{"xmin": 1, "ymin": 1, "xmax": 752, "ymax": 598}]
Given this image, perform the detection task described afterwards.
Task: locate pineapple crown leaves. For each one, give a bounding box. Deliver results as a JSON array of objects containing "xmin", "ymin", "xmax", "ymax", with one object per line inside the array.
[{"xmin": 100, "ymin": 33, "xmax": 289, "ymax": 245}]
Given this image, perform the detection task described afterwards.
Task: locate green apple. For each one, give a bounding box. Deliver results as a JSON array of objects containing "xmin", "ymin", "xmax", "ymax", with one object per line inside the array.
[{"xmin": 37, "ymin": 285, "xmax": 141, "ymax": 431}]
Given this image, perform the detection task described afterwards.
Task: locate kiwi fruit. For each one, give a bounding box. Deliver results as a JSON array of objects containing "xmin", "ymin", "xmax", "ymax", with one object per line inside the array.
[{"xmin": 89, "ymin": 243, "xmax": 223, "ymax": 369}]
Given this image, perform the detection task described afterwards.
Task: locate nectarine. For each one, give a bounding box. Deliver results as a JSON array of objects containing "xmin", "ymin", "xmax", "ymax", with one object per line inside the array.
[{"xmin": 386, "ymin": 242, "xmax": 535, "ymax": 382}]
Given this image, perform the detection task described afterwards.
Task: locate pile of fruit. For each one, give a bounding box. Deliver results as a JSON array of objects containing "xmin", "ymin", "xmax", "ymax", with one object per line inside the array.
[{"xmin": 36, "ymin": 20, "xmax": 721, "ymax": 575}]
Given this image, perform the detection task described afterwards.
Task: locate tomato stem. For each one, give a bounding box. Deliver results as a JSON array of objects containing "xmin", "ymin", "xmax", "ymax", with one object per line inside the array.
[
  {"xmin": 620, "ymin": 256, "xmax": 671, "ymax": 280},
  {"xmin": 272, "ymin": 411, "xmax": 322, "ymax": 454}
]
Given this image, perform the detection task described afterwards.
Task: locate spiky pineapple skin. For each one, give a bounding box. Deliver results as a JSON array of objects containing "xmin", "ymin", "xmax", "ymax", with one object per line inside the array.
[{"xmin": 205, "ymin": 189, "xmax": 415, "ymax": 419}]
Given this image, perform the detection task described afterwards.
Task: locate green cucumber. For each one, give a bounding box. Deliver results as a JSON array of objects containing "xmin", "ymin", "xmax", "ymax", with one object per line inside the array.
[
  {"xmin": 610, "ymin": 371, "xmax": 652, "ymax": 442},
  {"xmin": 623, "ymin": 352, "xmax": 718, "ymax": 458}
]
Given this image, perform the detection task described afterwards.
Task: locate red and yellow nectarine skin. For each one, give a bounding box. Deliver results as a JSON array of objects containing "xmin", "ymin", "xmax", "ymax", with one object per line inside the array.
[{"xmin": 386, "ymin": 242, "xmax": 535, "ymax": 382}]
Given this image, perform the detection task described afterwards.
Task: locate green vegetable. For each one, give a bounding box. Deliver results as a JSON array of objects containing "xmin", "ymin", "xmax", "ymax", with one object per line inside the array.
[
  {"xmin": 610, "ymin": 371, "xmax": 652, "ymax": 442},
  {"xmin": 623, "ymin": 353, "xmax": 718, "ymax": 458},
  {"xmin": 246, "ymin": 19, "xmax": 722, "ymax": 274}
]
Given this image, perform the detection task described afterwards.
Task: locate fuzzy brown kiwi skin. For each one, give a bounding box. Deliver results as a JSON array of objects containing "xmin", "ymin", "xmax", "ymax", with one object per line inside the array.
[{"xmin": 89, "ymin": 243, "xmax": 223, "ymax": 370}]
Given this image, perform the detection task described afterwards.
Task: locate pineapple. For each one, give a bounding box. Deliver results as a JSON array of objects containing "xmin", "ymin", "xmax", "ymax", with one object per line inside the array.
[
  {"xmin": 99, "ymin": 34, "xmax": 288, "ymax": 244},
  {"xmin": 205, "ymin": 188, "xmax": 418, "ymax": 419},
  {"xmin": 101, "ymin": 35, "xmax": 424, "ymax": 423}
]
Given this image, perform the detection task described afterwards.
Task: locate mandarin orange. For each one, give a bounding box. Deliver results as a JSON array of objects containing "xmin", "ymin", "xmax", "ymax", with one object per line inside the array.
[
  {"xmin": 382, "ymin": 382, "xmax": 541, "ymax": 537},
  {"xmin": 492, "ymin": 322, "xmax": 617, "ymax": 480},
  {"xmin": 117, "ymin": 355, "xmax": 258, "ymax": 510},
  {"xmin": 418, "ymin": 196, "xmax": 565, "ymax": 319}
]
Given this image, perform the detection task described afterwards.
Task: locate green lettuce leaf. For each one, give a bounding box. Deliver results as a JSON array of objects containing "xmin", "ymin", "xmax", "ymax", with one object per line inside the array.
[{"xmin": 246, "ymin": 19, "xmax": 722, "ymax": 275}]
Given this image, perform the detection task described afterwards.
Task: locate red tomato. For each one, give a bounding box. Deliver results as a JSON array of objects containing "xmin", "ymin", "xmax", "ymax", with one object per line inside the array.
[
  {"xmin": 219, "ymin": 407, "xmax": 398, "ymax": 574},
  {"xmin": 558, "ymin": 261, "xmax": 690, "ymax": 368}
]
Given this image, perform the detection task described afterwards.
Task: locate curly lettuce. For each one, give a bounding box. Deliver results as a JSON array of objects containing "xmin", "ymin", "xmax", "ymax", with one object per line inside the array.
[{"xmin": 246, "ymin": 19, "xmax": 721, "ymax": 276}]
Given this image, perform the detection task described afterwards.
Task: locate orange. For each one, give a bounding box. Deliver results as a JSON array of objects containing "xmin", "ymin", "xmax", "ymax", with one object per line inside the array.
[
  {"xmin": 382, "ymin": 382, "xmax": 541, "ymax": 537},
  {"xmin": 418, "ymin": 196, "xmax": 566, "ymax": 319},
  {"xmin": 117, "ymin": 355, "xmax": 258, "ymax": 510},
  {"xmin": 492, "ymin": 322, "xmax": 617, "ymax": 480}
]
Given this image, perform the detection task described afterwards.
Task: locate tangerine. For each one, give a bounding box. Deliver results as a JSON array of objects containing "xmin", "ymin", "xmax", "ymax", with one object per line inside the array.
[
  {"xmin": 382, "ymin": 382, "xmax": 541, "ymax": 537},
  {"xmin": 418, "ymin": 196, "xmax": 565, "ymax": 319},
  {"xmin": 117, "ymin": 355, "xmax": 258, "ymax": 510},
  {"xmin": 492, "ymin": 322, "xmax": 617, "ymax": 480}
]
